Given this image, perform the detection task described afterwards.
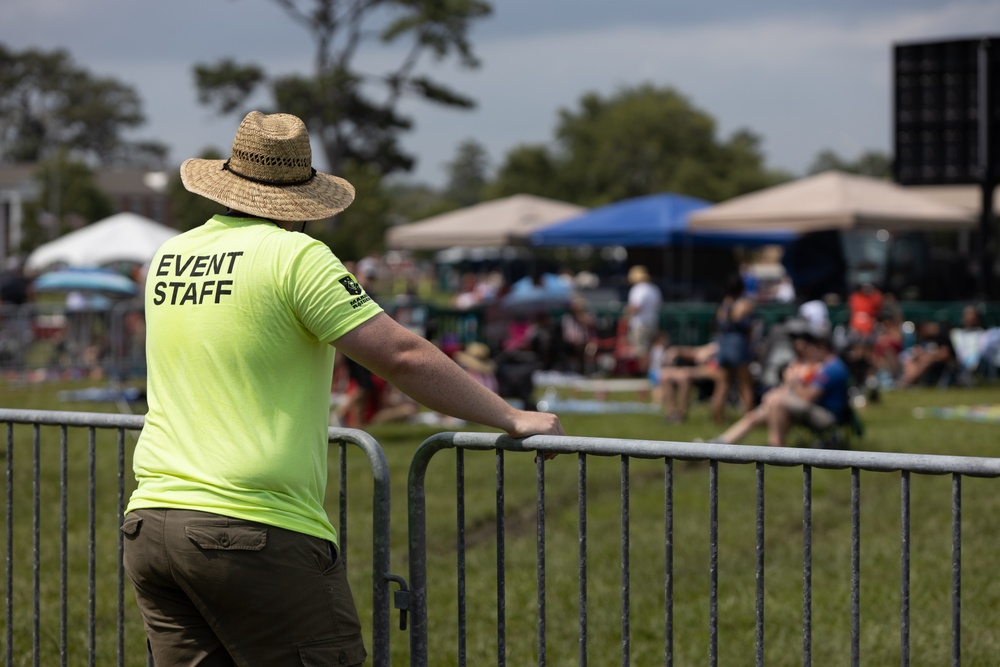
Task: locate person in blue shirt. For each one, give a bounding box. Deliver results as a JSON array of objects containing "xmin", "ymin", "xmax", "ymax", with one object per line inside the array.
[{"xmin": 706, "ymin": 326, "xmax": 848, "ymax": 447}]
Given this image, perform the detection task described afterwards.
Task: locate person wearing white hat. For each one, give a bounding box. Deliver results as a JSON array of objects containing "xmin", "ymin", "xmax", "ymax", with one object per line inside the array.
[{"xmin": 121, "ymin": 111, "xmax": 564, "ymax": 666}]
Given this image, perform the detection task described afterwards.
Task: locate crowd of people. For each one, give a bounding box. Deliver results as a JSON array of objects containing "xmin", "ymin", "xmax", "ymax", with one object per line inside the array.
[
  {"xmin": 327, "ymin": 254, "xmax": 999, "ymax": 445},
  {"xmin": 647, "ymin": 276, "xmax": 997, "ymax": 447}
]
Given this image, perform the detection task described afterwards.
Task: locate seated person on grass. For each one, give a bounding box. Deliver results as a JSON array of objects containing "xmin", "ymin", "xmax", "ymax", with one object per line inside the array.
[
  {"xmin": 703, "ymin": 329, "xmax": 848, "ymax": 448},
  {"xmin": 897, "ymin": 320, "xmax": 956, "ymax": 388},
  {"xmin": 659, "ymin": 341, "xmax": 723, "ymax": 423}
]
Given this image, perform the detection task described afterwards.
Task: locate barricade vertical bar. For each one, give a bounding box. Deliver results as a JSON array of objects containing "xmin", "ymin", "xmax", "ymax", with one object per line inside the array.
[
  {"xmin": 536, "ymin": 455, "xmax": 546, "ymax": 667},
  {"xmin": 88, "ymin": 428, "xmax": 97, "ymax": 667},
  {"xmin": 456, "ymin": 449, "xmax": 467, "ymax": 666},
  {"xmin": 709, "ymin": 460, "xmax": 718, "ymax": 667},
  {"xmin": 578, "ymin": 453, "xmax": 587, "ymax": 667},
  {"xmin": 755, "ymin": 463, "xmax": 765, "ymax": 667},
  {"xmin": 802, "ymin": 465, "xmax": 812, "ymax": 667},
  {"xmin": 900, "ymin": 471, "xmax": 910, "ymax": 667},
  {"xmin": 952, "ymin": 474, "xmax": 961, "ymax": 667},
  {"xmin": 60, "ymin": 426, "xmax": 68, "ymax": 667},
  {"xmin": 407, "ymin": 439, "xmax": 431, "ymax": 667},
  {"xmin": 620, "ymin": 455, "xmax": 630, "ymax": 667},
  {"xmin": 117, "ymin": 429, "xmax": 126, "ymax": 667},
  {"xmin": 496, "ymin": 449, "xmax": 506, "ymax": 667},
  {"xmin": 851, "ymin": 467, "xmax": 860, "ymax": 667},
  {"xmin": 32, "ymin": 423, "xmax": 40, "ymax": 667},
  {"xmin": 339, "ymin": 443, "xmax": 348, "ymax": 566},
  {"xmin": 5, "ymin": 422, "xmax": 13, "ymax": 667},
  {"xmin": 665, "ymin": 458, "xmax": 674, "ymax": 667}
]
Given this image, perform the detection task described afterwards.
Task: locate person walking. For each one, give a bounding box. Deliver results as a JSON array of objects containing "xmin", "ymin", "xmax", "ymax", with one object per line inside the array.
[
  {"xmin": 624, "ymin": 265, "xmax": 663, "ymax": 376},
  {"xmin": 121, "ymin": 111, "xmax": 564, "ymax": 666}
]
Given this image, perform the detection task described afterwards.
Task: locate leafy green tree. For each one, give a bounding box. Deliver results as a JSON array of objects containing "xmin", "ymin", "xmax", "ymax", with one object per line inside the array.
[
  {"xmin": 385, "ymin": 181, "xmax": 451, "ymax": 222},
  {"xmin": 443, "ymin": 138, "xmax": 490, "ymax": 207},
  {"xmin": 313, "ymin": 163, "xmax": 393, "ymax": 262},
  {"xmin": 19, "ymin": 152, "xmax": 114, "ymax": 253},
  {"xmin": 492, "ymin": 84, "xmax": 789, "ymax": 205},
  {"xmin": 487, "ymin": 144, "xmax": 563, "ymax": 200},
  {"xmin": 191, "ymin": 1, "xmax": 491, "ymax": 259},
  {"xmin": 167, "ymin": 149, "xmax": 228, "ymax": 231},
  {"xmin": 808, "ymin": 149, "xmax": 893, "ymax": 179},
  {"xmin": 192, "ymin": 0, "xmax": 491, "ymax": 178},
  {"xmin": 0, "ymin": 44, "xmax": 163, "ymax": 167}
]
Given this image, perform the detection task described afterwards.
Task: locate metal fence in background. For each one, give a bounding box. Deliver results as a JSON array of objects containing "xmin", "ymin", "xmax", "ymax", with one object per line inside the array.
[
  {"xmin": 3, "ymin": 300, "xmax": 999, "ymax": 381},
  {"xmin": 0, "ymin": 409, "xmax": 398, "ymax": 667},
  {"xmin": 406, "ymin": 432, "xmax": 1000, "ymax": 667},
  {"xmin": 0, "ymin": 301, "xmax": 147, "ymax": 382}
]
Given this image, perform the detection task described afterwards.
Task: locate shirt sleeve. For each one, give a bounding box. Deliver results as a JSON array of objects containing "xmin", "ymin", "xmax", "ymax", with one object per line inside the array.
[{"xmin": 283, "ymin": 238, "xmax": 383, "ymax": 343}]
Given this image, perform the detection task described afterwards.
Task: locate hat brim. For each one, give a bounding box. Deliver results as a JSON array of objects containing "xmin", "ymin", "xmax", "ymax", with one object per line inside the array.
[
  {"xmin": 180, "ymin": 158, "xmax": 356, "ymax": 222},
  {"xmin": 454, "ymin": 352, "xmax": 496, "ymax": 375}
]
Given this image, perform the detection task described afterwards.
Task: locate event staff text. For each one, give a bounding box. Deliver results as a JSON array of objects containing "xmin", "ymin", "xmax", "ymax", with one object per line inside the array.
[{"xmin": 151, "ymin": 252, "xmax": 244, "ymax": 305}]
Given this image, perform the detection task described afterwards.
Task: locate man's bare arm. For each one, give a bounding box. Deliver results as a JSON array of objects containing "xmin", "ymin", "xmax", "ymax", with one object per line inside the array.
[{"xmin": 332, "ymin": 314, "xmax": 564, "ymax": 439}]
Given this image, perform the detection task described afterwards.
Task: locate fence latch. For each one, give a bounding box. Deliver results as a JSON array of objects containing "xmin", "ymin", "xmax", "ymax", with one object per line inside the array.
[{"xmin": 385, "ymin": 573, "xmax": 410, "ymax": 631}]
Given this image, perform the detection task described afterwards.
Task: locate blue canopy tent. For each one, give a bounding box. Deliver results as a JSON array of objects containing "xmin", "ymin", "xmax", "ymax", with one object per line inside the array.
[
  {"xmin": 528, "ymin": 192, "xmax": 795, "ymax": 248},
  {"xmin": 527, "ymin": 193, "xmax": 796, "ymax": 300}
]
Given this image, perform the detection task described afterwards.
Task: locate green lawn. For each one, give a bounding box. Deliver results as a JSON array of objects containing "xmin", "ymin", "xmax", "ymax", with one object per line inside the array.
[{"xmin": 2, "ymin": 378, "xmax": 1000, "ymax": 665}]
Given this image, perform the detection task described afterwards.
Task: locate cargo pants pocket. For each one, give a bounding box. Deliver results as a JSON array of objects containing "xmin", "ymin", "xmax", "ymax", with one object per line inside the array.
[
  {"xmin": 297, "ymin": 635, "xmax": 368, "ymax": 666},
  {"xmin": 184, "ymin": 523, "xmax": 268, "ymax": 552}
]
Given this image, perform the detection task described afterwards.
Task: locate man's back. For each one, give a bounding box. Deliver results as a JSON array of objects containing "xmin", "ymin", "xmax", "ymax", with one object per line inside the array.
[{"xmin": 131, "ymin": 214, "xmax": 382, "ymax": 541}]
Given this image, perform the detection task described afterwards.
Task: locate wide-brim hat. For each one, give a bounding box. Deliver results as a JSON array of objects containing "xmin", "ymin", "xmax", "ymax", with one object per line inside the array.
[
  {"xmin": 180, "ymin": 111, "xmax": 356, "ymax": 222},
  {"xmin": 454, "ymin": 342, "xmax": 496, "ymax": 375}
]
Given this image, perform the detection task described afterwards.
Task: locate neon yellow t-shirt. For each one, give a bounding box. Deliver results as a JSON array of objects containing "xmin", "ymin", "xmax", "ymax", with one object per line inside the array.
[{"xmin": 126, "ymin": 215, "xmax": 383, "ymax": 542}]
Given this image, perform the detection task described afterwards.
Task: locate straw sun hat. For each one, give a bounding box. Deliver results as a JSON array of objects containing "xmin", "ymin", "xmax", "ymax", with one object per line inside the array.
[
  {"xmin": 454, "ymin": 342, "xmax": 496, "ymax": 375},
  {"xmin": 180, "ymin": 111, "xmax": 356, "ymax": 222}
]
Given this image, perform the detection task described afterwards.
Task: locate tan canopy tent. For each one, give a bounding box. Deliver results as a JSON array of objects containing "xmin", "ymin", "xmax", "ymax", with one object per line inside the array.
[
  {"xmin": 687, "ymin": 170, "xmax": 977, "ymax": 233},
  {"xmin": 385, "ymin": 194, "xmax": 585, "ymax": 250},
  {"xmin": 903, "ymin": 184, "xmax": 1000, "ymax": 216}
]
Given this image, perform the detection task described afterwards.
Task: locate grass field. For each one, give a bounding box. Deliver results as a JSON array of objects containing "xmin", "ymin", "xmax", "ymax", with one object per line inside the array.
[{"xmin": 2, "ymin": 377, "xmax": 999, "ymax": 665}]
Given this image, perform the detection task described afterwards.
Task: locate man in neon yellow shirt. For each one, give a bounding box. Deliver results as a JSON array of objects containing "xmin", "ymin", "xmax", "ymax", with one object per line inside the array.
[{"xmin": 122, "ymin": 111, "xmax": 564, "ymax": 666}]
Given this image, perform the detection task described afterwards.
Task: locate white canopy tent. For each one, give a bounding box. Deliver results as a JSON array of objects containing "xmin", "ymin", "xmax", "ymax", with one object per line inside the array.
[
  {"xmin": 687, "ymin": 171, "xmax": 977, "ymax": 233},
  {"xmin": 385, "ymin": 194, "xmax": 585, "ymax": 250},
  {"xmin": 26, "ymin": 212, "xmax": 180, "ymax": 272}
]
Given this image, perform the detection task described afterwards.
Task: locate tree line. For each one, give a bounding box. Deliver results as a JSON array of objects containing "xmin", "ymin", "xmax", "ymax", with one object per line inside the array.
[{"xmin": 0, "ymin": 0, "xmax": 890, "ymax": 262}]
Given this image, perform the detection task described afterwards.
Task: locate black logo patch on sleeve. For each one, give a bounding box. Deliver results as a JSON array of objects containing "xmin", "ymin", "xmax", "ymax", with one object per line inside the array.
[{"xmin": 339, "ymin": 276, "xmax": 363, "ymax": 296}]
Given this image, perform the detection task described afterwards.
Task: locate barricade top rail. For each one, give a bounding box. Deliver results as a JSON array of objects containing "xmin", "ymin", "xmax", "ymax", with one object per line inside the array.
[
  {"xmin": 412, "ymin": 431, "xmax": 1000, "ymax": 478},
  {"xmin": 0, "ymin": 410, "xmax": 385, "ymax": 458},
  {"xmin": 0, "ymin": 407, "xmax": 145, "ymax": 430}
]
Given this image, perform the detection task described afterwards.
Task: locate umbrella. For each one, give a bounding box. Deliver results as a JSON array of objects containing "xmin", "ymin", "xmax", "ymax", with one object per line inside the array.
[{"xmin": 34, "ymin": 268, "xmax": 138, "ymax": 297}]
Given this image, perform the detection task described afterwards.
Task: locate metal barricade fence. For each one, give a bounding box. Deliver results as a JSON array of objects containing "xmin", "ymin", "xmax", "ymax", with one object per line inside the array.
[
  {"xmin": 7, "ymin": 409, "xmax": 1000, "ymax": 666},
  {"xmin": 406, "ymin": 432, "xmax": 1000, "ymax": 667},
  {"xmin": 0, "ymin": 409, "xmax": 399, "ymax": 667}
]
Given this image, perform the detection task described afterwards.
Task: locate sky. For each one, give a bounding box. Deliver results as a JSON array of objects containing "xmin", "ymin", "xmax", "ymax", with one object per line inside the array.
[{"xmin": 2, "ymin": 0, "xmax": 999, "ymax": 188}]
